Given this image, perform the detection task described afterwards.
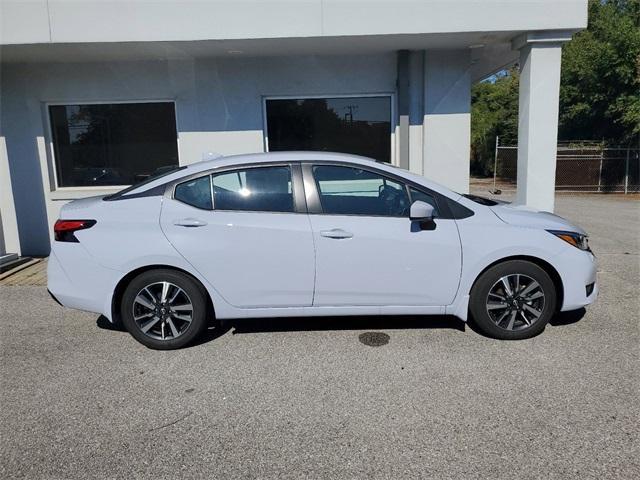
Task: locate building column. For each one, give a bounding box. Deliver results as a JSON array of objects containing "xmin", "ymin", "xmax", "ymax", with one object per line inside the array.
[
  {"xmin": 0, "ymin": 135, "xmax": 21, "ymax": 256},
  {"xmin": 398, "ymin": 50, "xmax": 424, "ymax": 175},
  {"xmin": 514, "ymin": 31, "xmax": 572, "ymax": 212},
  {"xmin": 397, "ymin": 51, "xmax": 410, "ymax": 170},
  {"xmin": 408, "ymin": 51, "xmax": 425, "ymax": 175},
  {"xmin": 423, "ymin": 49, "xmax": 471, "ymax": 193}
]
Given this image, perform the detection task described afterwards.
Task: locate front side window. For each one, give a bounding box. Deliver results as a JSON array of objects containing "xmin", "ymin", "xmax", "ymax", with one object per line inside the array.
[
  {"xmin": 266, "ymin": 96, "xmax": 392, "ymax": 163},
  {"xmin": 212, "ymin": 166, "xmax": 294, "ymax": 213},
  {"xmin": 409, "ymin": 187, "xmax": 439, "ymax": 216},
  {"xmin": 313, "ymin": 165, "xmax": 409, "ymax": 217},
  {"xmin": 49, "ymin": 102, "xmax": 178, "ymax": 187},
  {"xmin": 174, "ymin": 175, "xmax": 212, "ymax": 210}
]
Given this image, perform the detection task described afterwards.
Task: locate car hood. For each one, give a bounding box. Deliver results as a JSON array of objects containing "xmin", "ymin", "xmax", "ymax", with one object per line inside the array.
[{"xmin": 490, "ymin": 203, "xmax": 586, "ymax": 235}]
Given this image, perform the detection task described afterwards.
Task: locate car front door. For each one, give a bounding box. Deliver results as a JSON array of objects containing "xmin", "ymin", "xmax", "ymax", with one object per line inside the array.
[
  {"xmin": 304, "ymin": 163, "xmax": 462, "ymax": 307},
  {"xmin": 160, "ymin": 164, "xmax": 315, "ymax": 308}
]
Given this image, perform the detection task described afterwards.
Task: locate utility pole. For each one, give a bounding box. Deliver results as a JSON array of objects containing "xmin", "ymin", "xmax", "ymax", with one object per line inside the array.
[
  {"xmin": 491, "ymin": 135, "xmax": 500, "ymax": 194},
  {"xmin": 624, "ymin": 147, "xmax": 630, "ymax": 194},
  {"xmin": 344, "ymin": 105, "xmax": 358, "ymax": 123}
]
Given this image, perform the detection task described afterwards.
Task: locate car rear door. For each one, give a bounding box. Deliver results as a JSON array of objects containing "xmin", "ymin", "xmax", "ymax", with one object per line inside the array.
[
  {"xmin": 160, "ymin": 163, "xmax": 315, "ymax": 308},
  {"xmin": 303, "ymin": 163, "xmax": 462, "ymax": 307}
]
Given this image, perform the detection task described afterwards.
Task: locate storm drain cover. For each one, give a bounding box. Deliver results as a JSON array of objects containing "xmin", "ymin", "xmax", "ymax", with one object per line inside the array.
[{"xmin": 358, "ymin": 332, "xmax": 390, "ymax": 347}]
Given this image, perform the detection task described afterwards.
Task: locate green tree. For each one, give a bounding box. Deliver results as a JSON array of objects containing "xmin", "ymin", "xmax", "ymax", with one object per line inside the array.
[
  {"xmin": 559, "ymin": 0, "xmax": 640, "ymax": 143},
  {"xmin": 470, "ymin": 0, "xmax": 640, "ymax": 176},
  {"xmin": 470, "ymin": 70, "xmax": 519, "ymax": 176}
]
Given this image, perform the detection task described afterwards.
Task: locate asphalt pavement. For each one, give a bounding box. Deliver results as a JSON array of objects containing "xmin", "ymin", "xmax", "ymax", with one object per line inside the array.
[{"xmin": 1, "ymin": 194, "xmax": 638, "ymax": 479}]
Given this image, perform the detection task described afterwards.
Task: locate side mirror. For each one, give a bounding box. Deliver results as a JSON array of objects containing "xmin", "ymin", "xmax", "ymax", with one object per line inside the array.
[{"xmin": 409, "ymin": 200, "xmax": 435, "ymax": 221}]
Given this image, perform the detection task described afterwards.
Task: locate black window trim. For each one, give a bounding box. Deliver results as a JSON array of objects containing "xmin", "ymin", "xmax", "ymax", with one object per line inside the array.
[
  {"xmin": 104, "ymin": 166, "xmax": 187, "ymax": 201},
  {"xmin": 161, "ymin": 159, "xmax": 472, "ymax": 220},
  {"xmin": 168, "ymin": 162, "xmax": 306, "ymax": 214},
  {"xmin": 301, "ymin": 160, "xmax": 462, "ymax": 219}
]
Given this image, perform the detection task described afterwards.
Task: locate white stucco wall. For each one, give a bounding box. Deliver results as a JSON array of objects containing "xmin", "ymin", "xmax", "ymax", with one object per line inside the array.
[
  {"xmin": 0, "ymin": 53, "xmax": 398, "ymax": 255},
  {"xmin": 422, "ymin": 49, "xmax": 471, "ymax": 194},
  {"xmin": 0, "ymin": 135, "xmax": 21, "ymax": 255}
]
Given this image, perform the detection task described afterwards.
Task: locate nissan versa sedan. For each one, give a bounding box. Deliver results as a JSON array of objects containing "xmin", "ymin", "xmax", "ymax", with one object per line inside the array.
[{"xmin": 48, "ymin": 152, "xmax": 597, "ymax": 349}]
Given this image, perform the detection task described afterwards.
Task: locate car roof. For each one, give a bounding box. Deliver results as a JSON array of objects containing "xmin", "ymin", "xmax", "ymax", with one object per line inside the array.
[
  {"xmin": 123, "ymin": 151, "xmax": 459, "ymax": 200},
  {"xmin": 193, "ymin": 151, "xmax": 379, "ymax": 170}
]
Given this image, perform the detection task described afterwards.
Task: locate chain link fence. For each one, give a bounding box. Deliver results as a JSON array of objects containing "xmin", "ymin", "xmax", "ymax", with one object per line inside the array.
[{"xmin": 491, "ymin": 143, "xmax": 640, "ymax": 193}]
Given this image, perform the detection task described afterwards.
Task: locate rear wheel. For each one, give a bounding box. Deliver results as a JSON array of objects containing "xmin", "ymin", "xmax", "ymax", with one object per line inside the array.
[
  {"xmin": 121, "ymin": 269, "xmax": 209, "ymax": 349},
  {"xmin": 469, "ymin": 260, "xmax": 557, "ymax": 340}
]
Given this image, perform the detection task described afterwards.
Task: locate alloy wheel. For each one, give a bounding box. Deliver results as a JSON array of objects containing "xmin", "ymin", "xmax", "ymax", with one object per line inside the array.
[
  {"xmin": 132, "ymin": 281, "xmax": 194, "ymax": 341},
  {"xmin": 485, "ymin": 274, "xmax": 545, "ymax": 331}
]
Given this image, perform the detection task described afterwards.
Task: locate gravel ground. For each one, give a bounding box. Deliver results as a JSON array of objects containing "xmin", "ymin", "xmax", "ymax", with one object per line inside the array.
[{"xmin": 1, "ymin": 194, "xmax": 638, "ymax": 479}]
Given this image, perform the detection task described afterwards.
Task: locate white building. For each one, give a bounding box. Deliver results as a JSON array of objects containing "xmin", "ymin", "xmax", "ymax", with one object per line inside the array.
[{"xmin": 0, "ymin": 0, "xmax": 587, "ymax": 257}]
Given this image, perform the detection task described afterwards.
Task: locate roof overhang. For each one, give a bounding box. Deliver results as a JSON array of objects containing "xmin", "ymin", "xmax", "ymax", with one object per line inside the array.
[
  {"xmin": 0, "ymin": 1, "xmax": 587, "ymax": 82},
  {"xmin": 0, "ymin": 28, "xmax": 581, "ymax": 82}
]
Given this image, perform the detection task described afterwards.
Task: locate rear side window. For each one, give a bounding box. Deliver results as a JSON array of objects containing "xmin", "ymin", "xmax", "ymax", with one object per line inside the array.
[
  {"xmin": 212, "ymin": 166, "xmax": 294, "ymax": 213},
  {"xmin": 313, "ymin": 165, "xmax": 409, "ymax": 217},
  {"xmin": 174, "ymin": 175, "xmax": 213, "ymax": 210}
]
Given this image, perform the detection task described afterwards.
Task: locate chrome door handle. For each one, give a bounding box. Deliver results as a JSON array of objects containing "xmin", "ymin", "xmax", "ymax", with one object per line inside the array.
[
  {"xmin": 320, "ymin": 228, "xmax": 353, "ymax": 239},
  {"xmin": 174, "ymin": 218, "xmax": 208, "ymax": 227}
]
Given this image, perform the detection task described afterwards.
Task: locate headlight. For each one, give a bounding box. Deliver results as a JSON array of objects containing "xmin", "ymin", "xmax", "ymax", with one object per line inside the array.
[{"xmin": 547, "ymin": 230, "xmax": 590, "ymax": 251}]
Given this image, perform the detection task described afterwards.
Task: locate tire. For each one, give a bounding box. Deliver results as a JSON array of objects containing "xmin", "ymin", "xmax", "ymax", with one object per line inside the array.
[
  {"xmin": 469, "ymin": 260, "xmax": 557, "ymax": 340},
  {"xmin": 121, "ymin": 269, "xmax": 209, "ymax": 349}
]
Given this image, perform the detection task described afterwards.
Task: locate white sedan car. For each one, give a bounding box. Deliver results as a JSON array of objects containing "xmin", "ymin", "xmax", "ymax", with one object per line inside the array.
[{"xmin": 48, "ymin": 152, "xmax": 597, "ymax": 349}]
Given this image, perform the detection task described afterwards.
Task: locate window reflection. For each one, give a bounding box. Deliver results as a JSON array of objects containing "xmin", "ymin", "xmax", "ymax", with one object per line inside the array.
[
  {"xmin": 213, "ymin": 166, "xmax": 294, "ymax": 212},
  {"xmin": 49, "ymin": 102, "xmax": 179, "ymax": 187},
  {"xmin": 266, "ymin": 96, "xmax": 392, "ymax": 163},
  {"xmin": 313, "ymin": 165, "xmax": 409, "ymax": 216},
  {"xmin": 174, "ymin": 176, "xmax": 213, "ymax": 210}
]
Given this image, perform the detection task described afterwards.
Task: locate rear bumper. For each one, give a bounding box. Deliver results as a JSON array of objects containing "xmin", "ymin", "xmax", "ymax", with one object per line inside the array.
[
  {"xmin": 47, "ymin": 246, "xmax": 118, "ymax": 317},
  {"xmin": 47, "ymin": 288, "xmax": 63, "ymax": 306}
]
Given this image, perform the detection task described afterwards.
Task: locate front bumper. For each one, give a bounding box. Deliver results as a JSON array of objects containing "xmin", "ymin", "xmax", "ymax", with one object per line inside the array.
[{"xmin": 557, "ymin": 249, "xmax": 598, "ymax": 311}]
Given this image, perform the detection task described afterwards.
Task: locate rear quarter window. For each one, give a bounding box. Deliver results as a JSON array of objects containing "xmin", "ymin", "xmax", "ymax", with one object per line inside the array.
[{"xmin": 174, "ymin": 175, "xmax": 213, "ymax": 210}]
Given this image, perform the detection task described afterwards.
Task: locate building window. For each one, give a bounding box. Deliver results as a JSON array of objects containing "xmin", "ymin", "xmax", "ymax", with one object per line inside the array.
[
  {"xmin": 49, "ymin": 102, "xmax": 178, "ymax": 187},
  {"xmin": 265, "ymin": 96, "xmax": 392, "ymax": 163}
]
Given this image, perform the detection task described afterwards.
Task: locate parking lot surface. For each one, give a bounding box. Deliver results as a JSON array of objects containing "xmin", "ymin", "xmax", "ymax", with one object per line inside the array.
[{"xmin": 1, "ymin": 194, "xmax": 638, "ymax": 479}]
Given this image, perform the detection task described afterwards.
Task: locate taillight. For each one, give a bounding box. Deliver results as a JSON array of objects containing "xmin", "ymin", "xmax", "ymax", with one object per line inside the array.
[{"xmin": 54, "ymin": 219, "xmax": 96, "ymax": 242}]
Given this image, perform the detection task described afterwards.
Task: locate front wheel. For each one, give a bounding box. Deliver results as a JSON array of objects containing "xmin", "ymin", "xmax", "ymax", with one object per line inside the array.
[
  {"xmin": 469, "ymin": 260, "xmax": 557, "ymax": 340},
  {"xmin": 121, "ymin": 269, "xmax": 209, "ymax": 349}
]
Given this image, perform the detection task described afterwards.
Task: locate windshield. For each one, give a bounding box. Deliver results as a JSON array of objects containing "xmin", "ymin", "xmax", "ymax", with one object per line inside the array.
[{"xmin": 103, "ymin": 165, "xmax": 186, "ymax": 201}]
